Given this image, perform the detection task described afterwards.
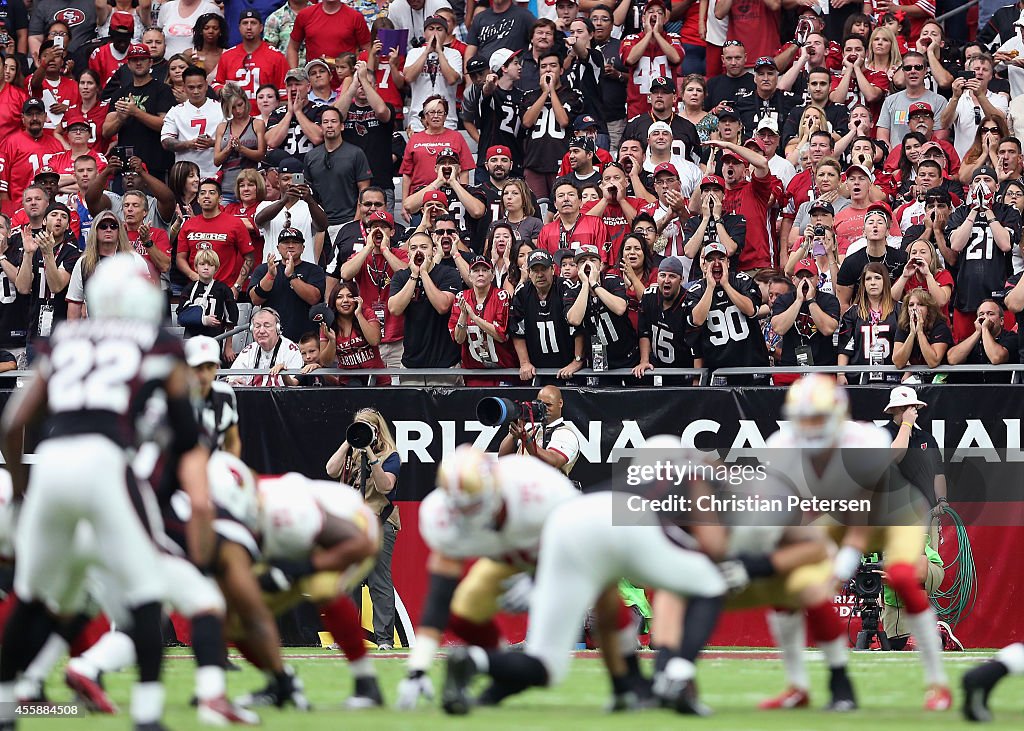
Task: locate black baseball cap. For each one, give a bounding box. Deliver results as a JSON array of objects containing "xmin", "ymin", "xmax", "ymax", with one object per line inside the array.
[
  {"xmin": 466, "ymin": 56, "xmax": 488, "ymax": 74},
  {"xmin": 239, "ymin": 9, "xmax": 262, "ymax": 22},
  {"xmin": 649, "ymin": 76, "xmax": 674, "ymax": 92},
  {"xmin": 278, "ymin": 227, "xmax": 304, "ymax": 242},
  {"xmin": 280, "ymin": 157, "xmax": 303, "ymax": 174},
  {"xmin": 527, "ymin": 250, "xmax": 554, "ymax": 269},
  {"xmin": 22, "ymin": 98, "xmax": 45, "ymax": 114},
  {"xmin": 717, "ymin": 106, "xmax": 741, "ymax": 122},
  {"xmin": 808, "ymin": 200, "xmax": 835, "ymax": 216}
]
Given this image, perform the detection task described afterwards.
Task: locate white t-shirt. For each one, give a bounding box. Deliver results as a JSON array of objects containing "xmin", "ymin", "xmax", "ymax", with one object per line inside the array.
[
  {"xmin": 643, "ymin": 154, "xmax": 702, "ymax": 198},
  {"xmin": 769, "ymin": 154, "xmax": 797, "ymax": 190},
  {"xmin": 255, "ymin": 200, "xmax": 317, "ymax": 264},
  {"xmin": 951, "ymin": 89, "xmax": 1010, "ymax": 159},
  {"xmin": 996, "ymin": 37, "xmax": 1024, "ymax": 99},
  {"xmin": 229, "ymin": 336, "xmax": 303, "ymax": 387},
  {"xmin": 405, "ymin": 46, "xmax": 462, "ymax": 132},
  {"xmin": 160, "ymin": 98, "xmax": 225, "ymax": 179},
  {"xmin": 65, "ymin": 251, "xmax": 149, "ymax": 306},
  {"xmin": 159, "ymin": 0, "xmax": 222, "ymax": 59},
  {"xmin": 387, "ymin": 0, "xmax": 452, "ymax": 37}
]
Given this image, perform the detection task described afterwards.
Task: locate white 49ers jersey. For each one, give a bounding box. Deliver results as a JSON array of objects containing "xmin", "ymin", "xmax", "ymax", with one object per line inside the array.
[
  {"xmin": 765, "ymin": 421, "xmax": 893, "ymax": 513},
  {"xmin": 258, "ymin": 474, "xmax": 380, "ymax": 560},
  {"xmin": 420, "ymin": 455, "xmax": 578, "ymax": 569}
]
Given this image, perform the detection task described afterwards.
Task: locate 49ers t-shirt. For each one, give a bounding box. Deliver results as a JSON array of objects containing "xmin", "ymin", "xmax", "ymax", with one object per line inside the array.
[{"xmin": 179, "ymin": 211, "xmax": 254, "ymax": 287}]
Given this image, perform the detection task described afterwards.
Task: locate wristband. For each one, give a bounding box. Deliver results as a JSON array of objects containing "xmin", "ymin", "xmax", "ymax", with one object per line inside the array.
[
  {"xmin": 369, "ymin": 458, "xmax": 380, "ymax": 466},
  {"xmin": 937, "ymin": 497, "xmax": 948, "ymax": 504},
  {"xmin": 901, "ymin": 421, "xmax": 914, "ymax": 429},
  {"xmin": 252, "ymin": 284, "xmax": 270, "ymax": 299}
]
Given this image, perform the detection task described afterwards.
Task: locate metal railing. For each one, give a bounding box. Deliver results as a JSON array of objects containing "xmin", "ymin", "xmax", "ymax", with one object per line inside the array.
[
  {"xmin": 936, "ymin": 0, "xmax": 980, "ymax": 23},
  {"xmin": 711, "ymin": 364, "xmax": 1023, "ymax": 384}
]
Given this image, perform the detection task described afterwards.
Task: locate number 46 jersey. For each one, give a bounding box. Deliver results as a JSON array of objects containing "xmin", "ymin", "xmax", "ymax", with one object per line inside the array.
[
  {"xmin": 38, "ymin": 320, "xmax": 186, "ymax": 447},
  {"xmin": 683, "ymin": 272, "xmax": 769, "ymax": 370}
]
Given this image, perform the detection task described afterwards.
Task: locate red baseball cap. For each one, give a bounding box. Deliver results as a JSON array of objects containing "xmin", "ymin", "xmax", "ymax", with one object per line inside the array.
[
  {"xmin": 700, "ymin": 175, "xmax": 725, "ymax": 190},
  {"xmin": 110, "ymin": 11, "xmax": 135, "ymax": 34},
  {"xmin": 486, "ymin": 145, "xmax": 512, "ymax": 160},
  {"xmin": 743, "ymin": 137, "xmax": 767, "ymax": 152},
  {"xmin": 908, "ymin": 101, "xmax": 934, "ymax": 117},
  {"xmin": 653, "ymin": 162, "xmax": 679, "ymax": 177},
  {"xmin": 126, "ymin": 43, "xmax": 150, "ymax": 60},
  {"xmin": 865, "ymin": 201, "xmax": 893, "ymax": 220},
  {"xmin": 365, "ymin": 210, "xmax": 395, "ymax": 228},
  {"xmin": 423, "ymin": 190, "xmax": 449, "ymax": 206},
  {"xmin": 63, "ymin": 109, "xmax": 90, "ymax": 129},
  {"xmin": 794, "ymin": 257, "xmax": 818, "ymax": 276}
]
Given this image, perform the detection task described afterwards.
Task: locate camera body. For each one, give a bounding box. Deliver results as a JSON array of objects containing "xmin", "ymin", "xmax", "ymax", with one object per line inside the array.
[
  {"xmin": 852, "ymin": 561, "xmax": 884, "ymax": 602},
  {"xmin": 477, "ymin": 397, "xmax": 549, "ymax": 427},
  {"xmin": 347, "ymin": 421, "xmax": 378, "ymax": 450}
]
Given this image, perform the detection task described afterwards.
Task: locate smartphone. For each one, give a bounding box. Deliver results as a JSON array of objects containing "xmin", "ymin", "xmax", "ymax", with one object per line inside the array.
[
  {"xmin": 53, "ymin": 35, "xmax": 64, "ymax": 50},
  {"xmin": 111, "ymin": 145, "xmax": 127, "ymax": 165},
  {"xmin": 292, "ymin": 172, "xmax": 304, "ymax": 186},
  {"xmin": 811, "ymin": 240, "xmax": 826, "ymax": 257}
]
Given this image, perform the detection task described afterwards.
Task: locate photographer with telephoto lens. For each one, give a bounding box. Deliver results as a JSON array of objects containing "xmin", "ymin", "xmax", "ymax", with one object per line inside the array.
[
  {"xmin": 495, "ymin": 385, "xmax": 580, "ymax": 477},
  {"xmin": 326, "ymin": 408, "xmax": 401, "ymax": 650}
]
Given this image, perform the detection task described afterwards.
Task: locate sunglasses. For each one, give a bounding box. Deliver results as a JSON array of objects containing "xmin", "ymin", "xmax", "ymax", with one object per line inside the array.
[
  {"xmin": 97, "ymin": 221, "xmax": 120, "ymax": 230},
  {"xmin": 362, "ymin": 200, "xmax": 385, "ymax": 208},
  {"xmin": 903, "ymin": 64, "xmax": 925, "ymax": 71},
  {"xmin": 981, "ymin": 126, "xmax": 1001, "ymax": 134},
  {"xmin": 433, "ymin": 228, "xmax": 458, "ymax": 235},
  {"xmin": 723, "ymin": 40, "xmax": 743, "ymax": 48}
]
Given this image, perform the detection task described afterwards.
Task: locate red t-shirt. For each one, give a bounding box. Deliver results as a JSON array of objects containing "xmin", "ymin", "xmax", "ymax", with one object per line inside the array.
[
  {"xmin": 677, "ymin": 3, "xmax": 704, "ymax": 47},
  {"xmin": 883, "ymin": 138, "xmax": 961, "ymax": 178},
  {"xmin": 535, "ymin": 214, "xmax": 609, "ymax": 255},
  {"xmin": 215, "ymin": 42, "xmax": 288, "ymax": 115},
  {"xmin": 48, "ymin": 149, "xmax": 107, "ymax": 177},
  {"xmin": 726, "ymin": 4, "xmax": 780, "ymax": 66},
  {"xmin": 179, "ymin": 211, "xmax": 255, "ymax": 286},
  {"xmin": 448, "ymin": 286, "xmax": 517, "ymax": 372},
  {"xmin": 0, "ymin": 84, "xmax": 28, "ymax": 141},
  {"xmin": 398, "ymin": 130, "xmax": 475, "ymax": 193},
  {"xmin": 833, "ymin": 204, "xmax": 904, "ymax": 255},
  {"xmin": 611, "ymin": 266, "xmax": 659, "ymax": 331},
  {"xmin": 290, "ymin": 3, "xmax": 371, "ymax": 62},
  {"xmin": 619, "ymin": 32, "xmax": 684, "ymax": 118},
  {"xmin": 347, "ymin": 246, "xmax": 410, "ymax": 343},
  {"xmin": 0, "ymin": 130, "xmax": 65, "ymax": 213},
  {"xmin": 222, "ymin": 201, "xmax": 265, "ymax": 261},
  {"xmin": 581, "ymin": 198, "xmax": 646, "ymax": 267},
  {"xmin": 127, "ymin": 227, "xmax": 173, "ymax": 283},
  {"xmin": 723, "ymin": 174, "xmax": 776, "ymax": 271},
  {"xmin": 334, "ymin": 305, "xmax": 390, "ymax": 385},
  {"xmin": 88, "ymin": 43, "xmax": 128, "ymax": 89}
]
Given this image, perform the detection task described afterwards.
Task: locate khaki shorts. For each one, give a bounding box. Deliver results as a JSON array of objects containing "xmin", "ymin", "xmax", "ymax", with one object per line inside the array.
[
  {"xmin": 726, "ymin": 559, "xmax": 833, "ymax": 611},
  {"xmin": 449, "ymin": 558, "xmax": 520, "ymax": 623}
]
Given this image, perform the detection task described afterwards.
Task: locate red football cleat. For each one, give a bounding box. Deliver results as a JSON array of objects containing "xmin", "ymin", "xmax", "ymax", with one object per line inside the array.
[
  {"xmin": 198, "ymin": 696, "xmax": 260, "ymax": 725},
  {"xmin": 758, "ymin": 686, "xmax": 810, "ymax": 710},
  {"xmin": 937, "ymin": 621, "xmax": 964, "ymax": 652},
  {"xmin": 925, "ymin": 685, "xmax": 952, "ymax": 711},
  {"xmin": 65, "ymin": 667, "xmax": 117, "ymax": 714}
]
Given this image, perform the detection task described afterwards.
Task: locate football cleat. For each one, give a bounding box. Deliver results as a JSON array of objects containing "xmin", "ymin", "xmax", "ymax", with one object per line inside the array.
[
  {"xmin": 826, "ymin": 667, "xmax": 858, "ymax": 712},
  {"xmin": 937, "ymin": 621, "xmax": 965, "ymax": 652},
  {"xmin": 65, "ymin": 667, "xmax": 117, "ymax": 714},
  {"xmin": 235, "ymin": 666, "xmax": 310, "ymax": 711},
  {"xmin": 441, "ymin": 647, "xmax": 477, "ymax": 716},
  {"xmin": 344, "ymin": 676, "xmax": 384, "ymax": 709},
  {"xmin": 197, "ymin": 696, "xmax": 260, "ymax": 726},
  {"xmin": 961, "ymin": 661, "xmax": 1008, "ymax": 723},
  {"xmin": 925, "ymin": 685, "xmax": 953, "ymax": 711},
  {"xmin": 758, "ymin": 686, "xmax": 810, "ymax": 710}
]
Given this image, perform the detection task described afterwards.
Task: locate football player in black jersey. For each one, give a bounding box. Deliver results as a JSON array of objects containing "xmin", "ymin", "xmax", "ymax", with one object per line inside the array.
[
  {"xmin": 684, "ymin": 242, "xmax": 769, "ymax": 384},
  {"xmin": 634, "ymin": 257, "xmax": 700, "ymax": 386},
  {"xmin": 566, "ymin": 244, "xmax": 639, "ymax": 383},
  {"xmin": 0, "ymin": 254, "xmax": 213, "ymax": 731},
  {"xmin": 510, "ymin": 249, "xmax": 585, "ymax": 384}
]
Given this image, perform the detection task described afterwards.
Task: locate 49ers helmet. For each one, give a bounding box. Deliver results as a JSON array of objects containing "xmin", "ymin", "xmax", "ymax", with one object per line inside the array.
[
  {"xmin": 783, "ymin": 374, "xmax": 848, "ymax": 452},
  {"xmin": 435, "ymin": 445, "xmax": 502, "ymax": 526},
  {"xmin": 207, "ymin": 452, "xmax": 260, "ymax": 531}
]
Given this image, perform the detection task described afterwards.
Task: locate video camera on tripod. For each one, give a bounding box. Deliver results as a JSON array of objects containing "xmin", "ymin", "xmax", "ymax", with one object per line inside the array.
[{"xmin": 849, "ymin": 552, "xmax": 889, "ymax": 650}]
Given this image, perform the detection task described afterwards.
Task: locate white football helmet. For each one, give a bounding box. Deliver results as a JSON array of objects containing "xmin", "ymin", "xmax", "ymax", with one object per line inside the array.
[
  {"xmin": 783, "ymin": 374, "xmax": 848, "ymax": 452},
  {"xmin": 85, "ymin": 252, "xmax": 163, "ymax": 325},
  {"xmin": 207, "ymin": 452, "xmax": 260, "ymax": 531},
  {"xmin": 436, "ymin": 445, "xmax": 502, "ymax": 527}
]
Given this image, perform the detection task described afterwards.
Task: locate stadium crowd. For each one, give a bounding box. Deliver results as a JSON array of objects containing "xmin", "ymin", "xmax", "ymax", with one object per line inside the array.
[{"xmin": 0, "ymin": 0, "xmax": 1024, "ymax": 386}]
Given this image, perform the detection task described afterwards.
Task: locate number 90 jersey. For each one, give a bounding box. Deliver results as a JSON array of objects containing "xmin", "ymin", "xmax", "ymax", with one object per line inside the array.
[
  {"xmin": 38, "ymin": 320, "xmax": 187, "ymax": 447},
  {"xmin": 683, "ymin": 273, "xmax": 769, "ymax": 371},
  {"xmin": 258, "ymin": 474, "xmax": 380, "ymax": 561},
  {"xmin": 419, "ymin": 455, "xmax": 579, "ymax": 570}
]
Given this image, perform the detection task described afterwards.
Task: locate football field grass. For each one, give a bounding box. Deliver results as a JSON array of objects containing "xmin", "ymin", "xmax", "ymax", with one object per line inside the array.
[{"xmin": 19, "ymin": 647, "xmax": 1024, "ymax": 730}]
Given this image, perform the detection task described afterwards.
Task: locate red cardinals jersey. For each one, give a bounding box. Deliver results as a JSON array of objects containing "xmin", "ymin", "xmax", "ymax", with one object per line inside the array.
[
  {"xmin": 47, "ymin": 149, "xmax": 107, "ymax": 177},
  {"xmin": 347, "ymin": 246, "xmax": 409, "ymax": 343},
  {"xmin": 88, "ymin": 43, "xmax": 129, "ymax": 89},
  {"xmin": 830, "ymin": 66, "xmax": 889, "ymax": 121},
  {"xmin": 448, "ymin": 286, "xmax": 517, "ymax": 379},
  {"xmin": 0, "ymin": 130, "xmax": 65, "ymax": 208},
  {"xmin": 536, "ymin": 215, "xmax": 610, "ymax": 256},
  {"xmin": 581, "ymin": 198, "xmax": 647, "ymax": 267},
  {"xmin": 619, "ymin": 32, "xmax": 684, "ymax": 118},
  {"xmin": 215, "ymin": 42, "xmax": 288, "ymax": 115},
  {"xmin": 179, "ymin": 212, "xmax": 254, "ymax": 286},
  {"xmin": 334, "ymin": 305, "xmax": 390, "ymax": 385}
]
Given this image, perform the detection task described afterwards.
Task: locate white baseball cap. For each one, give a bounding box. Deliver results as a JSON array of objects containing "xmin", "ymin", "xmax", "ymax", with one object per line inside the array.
[
  {"xmin": 489, "ymin": 48, "xmax": 521, "ymax": 73},
  {"xmin": 884, "ymin": 385, "xmax": 927, "ymax": 413},
  {"xmin": 185, "ymin": 336, "xmax": 221, "ymax": 367}
]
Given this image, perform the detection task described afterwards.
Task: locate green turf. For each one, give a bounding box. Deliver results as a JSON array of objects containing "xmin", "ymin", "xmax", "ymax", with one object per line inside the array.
[{"xmin": 19, "ymin": 648, "xmax": 1024, "ymax": 730}]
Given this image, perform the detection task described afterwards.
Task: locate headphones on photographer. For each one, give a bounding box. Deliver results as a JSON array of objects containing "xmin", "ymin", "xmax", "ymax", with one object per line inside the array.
[{"xmin": 250, "ymin": 306, "xmax": 282, "ymax": 335}]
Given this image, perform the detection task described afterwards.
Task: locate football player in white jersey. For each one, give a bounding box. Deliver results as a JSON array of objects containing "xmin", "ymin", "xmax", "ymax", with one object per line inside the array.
[
  {"xmin": 440, "ymin": 440, "xmax": 729, "ymax": 716},
  {"xmin": 396, "ymin": 447, "xmax": 581, "ymax": 710},
  {"xmin": 772, "ymin": 374, "xmax": 950, "ymax": 711},
  {"xmin": 223, "ymin": 462, "xmax": 385, "ymax": 710}
]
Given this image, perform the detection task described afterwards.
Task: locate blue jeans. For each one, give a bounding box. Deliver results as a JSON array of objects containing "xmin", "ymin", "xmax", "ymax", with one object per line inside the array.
[{"xmin": 681, "ymin": 44, "xmax": 707, "ymax": 77}]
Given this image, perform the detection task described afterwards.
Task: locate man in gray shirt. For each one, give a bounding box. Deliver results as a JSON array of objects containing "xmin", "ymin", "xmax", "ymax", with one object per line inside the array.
[
  {"xmin": 465, "ymin": 0, "xmax": 535, "ymax": 65},
  {"xmin": 28, "ymin": 0, "xmax": 96, "ymax": 58},
  {"xmin": 876, "ymin": 51, "xmax": 950, "ymax": 148},
  {"xmin": 304, "ymin": 106, "xmax": 373, "ymax": 245}
]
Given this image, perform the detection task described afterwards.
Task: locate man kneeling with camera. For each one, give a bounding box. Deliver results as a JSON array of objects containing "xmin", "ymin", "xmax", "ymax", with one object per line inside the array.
[{"xmin": 494, "ymin": 385, "xmax": 580, "ymax": 478}]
